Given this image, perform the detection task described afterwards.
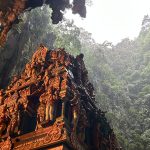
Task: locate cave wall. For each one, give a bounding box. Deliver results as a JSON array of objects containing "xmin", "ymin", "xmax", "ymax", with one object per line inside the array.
[{"xmin": 0, "ymin": 0, "xmax": 86, "ymax": 46}]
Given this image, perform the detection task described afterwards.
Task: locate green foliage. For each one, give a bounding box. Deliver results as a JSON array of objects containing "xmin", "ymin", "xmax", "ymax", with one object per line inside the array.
[
  {"xmin": 2, "ymin": 7, "xmax": 150, "ymax": 150},
  {"xmin": 55, "ymin": 14, "xmax": 150, "ymax": 150},
  {"xmin": 53, "ymin": 21, "xmax": 81, "ymax": 55}
]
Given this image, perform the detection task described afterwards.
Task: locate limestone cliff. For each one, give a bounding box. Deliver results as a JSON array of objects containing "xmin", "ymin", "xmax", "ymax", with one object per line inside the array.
[{"xmin": 0, "ymin": 0, "xmax": 86, "ymax": 46}]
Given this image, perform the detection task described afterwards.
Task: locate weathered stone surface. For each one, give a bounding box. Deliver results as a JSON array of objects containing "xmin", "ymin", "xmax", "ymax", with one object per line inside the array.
[{"xmin": 0, "ymin": 0, "xmax": 86, "ymax": 46}]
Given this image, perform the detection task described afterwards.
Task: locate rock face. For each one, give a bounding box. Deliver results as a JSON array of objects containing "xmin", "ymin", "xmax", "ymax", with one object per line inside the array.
[
  {"xmin": 0, "ymin": 46, "xmax": 120, "ymax": 150},
  {"xmin": 0, "ymin": 0, "xmax": 86, "ymax": 46}
]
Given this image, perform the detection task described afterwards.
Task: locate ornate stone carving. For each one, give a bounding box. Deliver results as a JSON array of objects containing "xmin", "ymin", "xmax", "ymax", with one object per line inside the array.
[
  {"xmin": 0, "ymin": 90, "xmax": 4, "ymax": 105},
  {"xmin": 7, "ymin": 103, "xmax": 20, "ymax": 136},
  {"xmin": 36, "ymin": 103, "xmax": 45, "ymax": 129},
  {"xmin": 0, "ymin": 136, "xmax": 12, "ymax": 150},
  {"xmin": 0, "ymin": 46, "xmax": 120, "ymax": 150},
  {"xmin": 0, "ymin": 105, "xmax": 7, "ymax": 137},
  {"xmin": 14, "ymin": 122, "xmax": 66, "ymax": 150},
  {"xmin": 39, "ymin": 89, "xmax": 55, "ymax": 122}
]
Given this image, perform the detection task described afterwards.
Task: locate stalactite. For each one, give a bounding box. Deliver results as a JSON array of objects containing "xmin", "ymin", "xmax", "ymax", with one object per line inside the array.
[{"xmin": 0, "ymin": 0, "xmax": 86, "ymax": 46}]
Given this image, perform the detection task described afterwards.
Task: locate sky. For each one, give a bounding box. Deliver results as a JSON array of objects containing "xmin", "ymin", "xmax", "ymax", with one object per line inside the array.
[{"xmin": 65, "ymin": 0, "xmax": 150, "ymax": 44}]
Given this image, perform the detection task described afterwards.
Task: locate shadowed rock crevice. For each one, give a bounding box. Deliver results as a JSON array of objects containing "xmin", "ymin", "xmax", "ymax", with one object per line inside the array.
[{"xmin": 0, "ymin": 0, "xmax": 86, "ymax": 46}]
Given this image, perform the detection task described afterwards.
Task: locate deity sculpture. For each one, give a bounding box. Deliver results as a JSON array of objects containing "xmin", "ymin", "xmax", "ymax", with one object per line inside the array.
[
  {"xmin": 40, "ymin": 45, "xmax": 48, "ymax": 62},
  {"xmin": 7, "ymin": 104, "xmax": 20, "ymax": 136},
  {"xmin": 0, "ymin": 89, "xmax": 4, "ymax": 105},
  {"xmin": 40, "ymin": 88, "xmax": 55, "ymax": 122},
  {"xmin": 24, "ymin": 63, "xmax": 32, "ymax": 78},
  {"xmin": 43, "ymin": 70, "xmax": 50, "ymax": 90},
  {"xmin": 70, "ymin": 83, "xmax": 80, "ymax": 133},
  {"xmin": 59, "ymin": 52, "xmax": 65, "ymax": 65},
  {"xmin": 31, "ymin": 68, "xmax": 37, "ymax": 80},
  {"xmin": 9, "ymin": 75, "xmax": 19, "ymax": 88},
  {"xmin": 31, "ymin": 45, "xmax": 48, "ymax": 65},
  {"xmin": 51, "ymin": 51, "xmax": 58, "ymax": 61},
  {"xmin": 36, "ymin": 103, "xmax": 45, "ymax": 129}
]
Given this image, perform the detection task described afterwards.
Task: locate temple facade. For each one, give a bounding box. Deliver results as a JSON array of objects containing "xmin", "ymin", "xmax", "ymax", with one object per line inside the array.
[{"xmin": 0, "ymin": 46, "xmax": 120, "ymax": 150}]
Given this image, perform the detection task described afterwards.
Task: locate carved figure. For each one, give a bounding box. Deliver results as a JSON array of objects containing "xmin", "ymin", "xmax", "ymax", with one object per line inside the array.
[
  {"xmin": 51, "ymin": 76, "xmax": 60, "ymax": 92},
  {"xmin": 32, "ymin": 48, "xmax": 41, "ymax": 63},
  {"xmin": 64, "ymin": 55, "xmax": 71, "ymax": 67},
  {"xmin": 9, "ymin": 75, "xmax": 19, "ymax": 88},
  {"xmin": 51, "ymin": 51, "xmax": 58, "ymax": 61},
  {"xmin": 40, "ymin": 89, "xmax": 55, "ymax": 122},
  {"xmin": 31, "ymin": 68, "xmax": 37, "ymax": 79},
  {"xmin": 48, "ymin": 62, "xmax": 61, "ymax": 99},
  {"xmin": 70, "ymin": 83, "xmax": 80, "ymax": 133},
  {"xmin": 12, "ymin": 77, "xmax": 23, "ymax": 88},
  {"xmin": 46, "ymin": 101, "xmax": 54, "ymax": 121},
  {"xmin": 7, "ymin": 104, "xmax": 20, "ymax": 135},
  {"xmin": 59, "ymin": 72, "xmax": 68, "ymax": 98},
  {"xmin": 0, "ymin": 90, "xmax": 4, "ymax": 105},
  {"xmin": 32, "ymin": 46, "xmax": 48, "ymax": 65},
  {"xmin": 0, "ymin": 136, "xmax": 12, "ymax": 150},
  {"xmin": 24, "ymin": 63, "xmax": 32, "ymax": 78},
  {"xmin": 43, "ymin": 70, "xmax": 50, "ymax": 90},
  {"xmin": 40, "ymin": 45, "xmax": 48, "ymax": 62},
  {"xmin": 48, "ymin": 63, "xmax": 54, "ymax": 71},
  {"xmin": 59, "ymin": 53, "xmax": 65, "ymax": 65},
  {"xmin": 36, "ymin": 104, "xmax": 45, "ymax": 129}
]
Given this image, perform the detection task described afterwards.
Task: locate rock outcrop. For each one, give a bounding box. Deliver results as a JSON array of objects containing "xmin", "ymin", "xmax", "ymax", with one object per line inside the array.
[{"xmin": 0, "ymin": 0, "xmax": 86, "ymax": 46}]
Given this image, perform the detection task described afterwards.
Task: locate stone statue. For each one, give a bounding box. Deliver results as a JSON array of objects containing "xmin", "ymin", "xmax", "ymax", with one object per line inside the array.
[
  {"xmin": 51, "ymin": 51, "xmax": 58, "ymax": 61},
  {"xmin": 24, "ymin": 63, "xmax": 32, "ymax": 78},
  {"xmin": 64, "ymin": 55, "xmax": 71, "ymax": 67},
  {"xmin": 40, "ymin": 45, "xmax": 48, "ymax": 62},
  {"xmin": 40, "ymin": 88, "xmax": 55, "ymax": 122},
  {"xmin": 46, "ymin": 89, "xmax": 54, "ymax": 122},
  {"xmin": 0, "ymin": 89, "xmax": 4, "ymax": 105},
  {"xmin": 9, "ymin": 75, "xmax": 19, "ymax": 88},
  {"xmin": 7, "ymin": 104, "xmax": 20, "ymax": 136},
  {"xmin": 43, "ymin": 70, "xmax": 50, "ymax": 90},
  {"xmin": 59, "ymin": 52, "xmax": 65, "ymax": 65},
  {"xmin": 0, "ymin": 136, "xmax": 12, "ymax": 150},
  {"xmin": 32, "ymin": 45, "xmax": 48, "ymax": 65},
  {"xmin": 31, "ymin": 68, "xmax": 37, "ymax": 79},
  {"xmin": 36, "ymin": 103, "xmax": 45, "ymax": 129},
  {"xmin": 70, "ymin": 83, "xmax": 80, "ymax": 133},
  {"xmin": 32, "ymin": 48, "xmax": 41, "ymax": 63}
]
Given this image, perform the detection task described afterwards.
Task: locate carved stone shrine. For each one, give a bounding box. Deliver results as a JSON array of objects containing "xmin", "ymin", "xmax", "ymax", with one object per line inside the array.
[{"xmin": 0, "ymin": 45, "xmax": 121, "ymax": 150}]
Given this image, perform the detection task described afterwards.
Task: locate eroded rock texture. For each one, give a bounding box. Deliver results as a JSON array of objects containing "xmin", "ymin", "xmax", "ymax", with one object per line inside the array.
[
  {"xmin": 0, "ymin": 0, "xmax": 86, "ymax": 46},
  {"xmin": 0, "ymin": 46, "xmax": 121, "ymax": 150}
]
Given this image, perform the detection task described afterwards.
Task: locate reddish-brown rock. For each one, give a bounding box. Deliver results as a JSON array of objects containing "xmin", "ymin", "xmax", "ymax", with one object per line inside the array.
[{"xmin": 0, "ymin": 0, "xmax": 86, "ymax": 46}]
